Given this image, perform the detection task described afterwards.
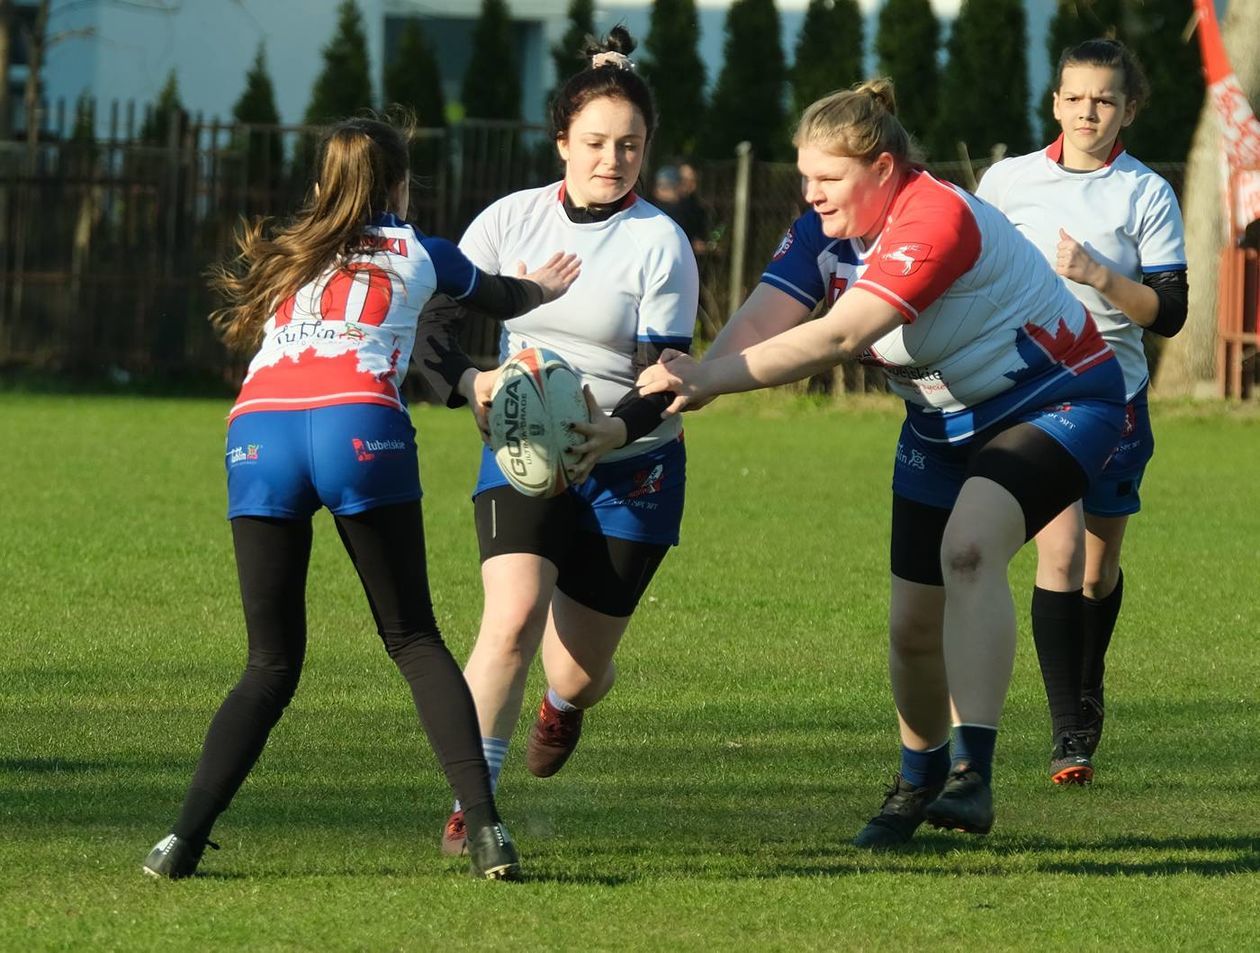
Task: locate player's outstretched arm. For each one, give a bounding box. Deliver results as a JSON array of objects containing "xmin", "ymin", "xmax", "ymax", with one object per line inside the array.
[
  {"xmin": 639, "ymin": 288, "xmax": 903, "ymax": 412},
  {"xmin": 703, "ymin": 284, "xmax": 813, "ymax": 362}
]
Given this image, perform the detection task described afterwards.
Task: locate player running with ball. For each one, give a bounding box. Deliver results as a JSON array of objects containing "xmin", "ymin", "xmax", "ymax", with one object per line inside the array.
[{"xmin": 417, "ymin": 28, "xmax": 698, "ymax": 855}]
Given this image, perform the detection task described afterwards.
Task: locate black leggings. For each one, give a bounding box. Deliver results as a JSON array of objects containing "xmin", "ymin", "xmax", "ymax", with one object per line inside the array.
[{"xmin": 174, "ymin": 502, "xmax": 492, "ymax": 842}]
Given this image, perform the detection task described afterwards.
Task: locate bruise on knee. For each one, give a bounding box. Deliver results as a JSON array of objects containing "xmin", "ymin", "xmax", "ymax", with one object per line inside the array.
[{"xmin": 944, "ymin": 542, "xmax": 983, "ymax": 581}]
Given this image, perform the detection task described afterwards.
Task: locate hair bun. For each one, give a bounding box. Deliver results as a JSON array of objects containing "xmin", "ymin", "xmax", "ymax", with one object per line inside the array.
[
  {"xmin": 582, "ymin": 25, "xmax": 637, "ymax": 68},
  {"xmin": 855, "ymin": 78, "xmax": 897, "ymax": 116}
]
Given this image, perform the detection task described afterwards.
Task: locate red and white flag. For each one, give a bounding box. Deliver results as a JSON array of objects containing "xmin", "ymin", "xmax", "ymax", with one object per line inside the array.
[{"xmin": 1193, "ymin": 0, "xmax": 1260, "ymax": 231}]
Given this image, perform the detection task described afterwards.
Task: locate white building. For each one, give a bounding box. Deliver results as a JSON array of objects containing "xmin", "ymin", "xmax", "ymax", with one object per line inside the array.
[{"xmin": 30, "ymin": 0, "xmax": 570, "ymax": 133}]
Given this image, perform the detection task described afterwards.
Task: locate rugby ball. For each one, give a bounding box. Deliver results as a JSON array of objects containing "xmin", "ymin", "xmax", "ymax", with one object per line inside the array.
[{"xmin": 488, "ymin": 347, "xmax": 590, "ymax": 498}]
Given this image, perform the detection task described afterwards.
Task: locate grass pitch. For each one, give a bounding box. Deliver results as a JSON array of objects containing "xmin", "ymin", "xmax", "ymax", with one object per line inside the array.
[{"xmin": 1, "ymin": 392, "xmax": 1257, "ymax": 951}]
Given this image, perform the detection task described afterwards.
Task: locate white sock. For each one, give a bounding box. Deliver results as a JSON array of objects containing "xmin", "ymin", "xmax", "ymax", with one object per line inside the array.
[
  {"xmin": 452, "ymin": 736, "xmax": 510, "ymax": 814},
  {"xmin": 547, "ymin": 687, "xmax": 579, "ymax": 713}
]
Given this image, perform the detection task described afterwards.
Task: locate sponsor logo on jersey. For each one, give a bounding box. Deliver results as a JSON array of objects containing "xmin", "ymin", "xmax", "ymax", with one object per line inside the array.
[
  {"xmin": 227, "ymin": 444, "xmax": 262, "ymax": 465},
  {"xmin": 880, "ymin": 242, "xmax": 932, "ymax": 276},
  {"xmin": 771, "ymin": 229, "xmax": 794, "ymax": 261},
  {"xmin": 352, "ymin": 437, "xmax": 407, "ymax": 462}
]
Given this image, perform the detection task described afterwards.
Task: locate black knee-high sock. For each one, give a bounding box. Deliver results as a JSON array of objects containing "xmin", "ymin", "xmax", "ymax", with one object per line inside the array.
[
  {"xmin": 335, "ymin": 503, "xmax": 499, "ymax": 825},
  {"xmin": 1081, "ymin": 568, "xmax": 1124, "ymax": 701},
  {"xmin": 1031, "ymin": 586, "xmax": 1085, "ymax": 738},
  {"xmin": 173, "ymin": 516, "xmax": 312, "ymax": 843}
]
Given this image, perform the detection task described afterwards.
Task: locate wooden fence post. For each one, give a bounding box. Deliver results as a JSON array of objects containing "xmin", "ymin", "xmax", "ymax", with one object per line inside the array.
[{"xmin": 726, "ymin": 141, "xmax": 753, "ymax": 321}]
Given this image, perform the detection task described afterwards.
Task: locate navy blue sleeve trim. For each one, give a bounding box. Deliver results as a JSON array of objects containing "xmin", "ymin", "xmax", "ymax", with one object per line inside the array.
[
  {"xmin": 760, "ymin": 273, "xmax": 819, "ymax": 309},
  {"xmin": 420, "ymin": 236, "xmax": 480, "ymax": 299}
]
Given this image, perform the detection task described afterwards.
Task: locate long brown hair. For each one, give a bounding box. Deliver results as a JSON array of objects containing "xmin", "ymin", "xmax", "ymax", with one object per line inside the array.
[{"xmin": 209, "ymin": 115, "xmax": 413, "ymax": 352}]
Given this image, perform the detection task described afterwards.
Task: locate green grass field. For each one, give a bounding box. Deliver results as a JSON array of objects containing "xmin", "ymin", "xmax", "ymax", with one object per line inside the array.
[{"xmin": 2, "ymin": 392, "xmax": 1257, "ymax": 951}]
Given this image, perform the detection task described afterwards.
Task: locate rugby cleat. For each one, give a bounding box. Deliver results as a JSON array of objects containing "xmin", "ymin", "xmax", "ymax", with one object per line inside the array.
[
  {"xmin": 924, "ymin": 765, "xmax": 994, "ymax": 835},
  {"xmin": 1050, "ymin": 732, "xmax": 1094, "ymax": 785},
  {"xmin": 142, "ymin": 833, "xmax": 217, "ymax": 880},
  {"xmin": 441, "ymin": 809, "xmax": 468, "ymax": 856},
  {"xmin": 466, "ymin": 822, "xmax": 522, "ymax": 881},
  {"xmin": 1078, "ymin": 692, "xmax": 1105, "ymax": 758},
  {"xmin": 852, "ymin": 774, "xmax": 944, "ymax": 850},
  {"xmin": 525, "ymin": 694, "xmax": 584, "ymax": 778}
]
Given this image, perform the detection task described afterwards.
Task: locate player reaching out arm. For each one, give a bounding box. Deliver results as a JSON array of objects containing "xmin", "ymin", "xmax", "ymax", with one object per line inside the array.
[
  {"xmin": 640, "ymin": 79, "xmax": 1128, "ymax": 846},
  {"xmin": 142, "ymin": 115, "xmax": 578, "ymax": 882}
]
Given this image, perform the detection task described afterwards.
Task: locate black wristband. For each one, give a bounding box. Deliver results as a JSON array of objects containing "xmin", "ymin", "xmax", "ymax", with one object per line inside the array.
[{"xmin": 611, "ymin": 390, "xmax": 674, "ymax": 446}]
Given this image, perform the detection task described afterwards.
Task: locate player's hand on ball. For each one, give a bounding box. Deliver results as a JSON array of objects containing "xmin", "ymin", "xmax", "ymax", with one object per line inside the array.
[
  {"xmin": 566, "ymin": 386, "xmax": 625, "ymax": 484},
  {"xmin": 1056, "ymin": 228, "xmax": 1103, "ymax": 288},
  {"xmin": 519, "ymin": 253, "xmax": 581, "ymax": 303},
  {"xmin": 458, "ymin": 368, "xmax": 497, "ymax": 444}
]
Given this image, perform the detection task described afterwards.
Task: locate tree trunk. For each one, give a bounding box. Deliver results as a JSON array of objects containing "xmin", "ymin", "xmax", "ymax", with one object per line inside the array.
[
  {"xmin": 1156, "ymin": 1, "xmax": 1260, "ymax": 396},
  {"xmin": 0, "ymin": 0, "xmax": 12, "ymax": 139}
]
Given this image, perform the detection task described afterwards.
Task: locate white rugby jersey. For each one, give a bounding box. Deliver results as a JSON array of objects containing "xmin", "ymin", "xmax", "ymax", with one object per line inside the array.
[
  {"xmin": 460, "ymin": 181, "xmax": 699, "ymax": 462},
  {"xmin": 977, "ymin": 137, "xmax": 1187, "ymax": 398},
  {"xmin": 230, "ymin": 214, "xmax": 478, "ymax": 421},
  {"xmin": 763, "ymin": 169, "xmax": 1114, "ymax": 443}
]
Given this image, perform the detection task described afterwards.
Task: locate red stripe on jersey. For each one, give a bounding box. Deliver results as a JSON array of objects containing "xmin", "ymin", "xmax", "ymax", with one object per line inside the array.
[{"xmin": 853, "ymin": 279, "xmax": 918, "ymax": 322}]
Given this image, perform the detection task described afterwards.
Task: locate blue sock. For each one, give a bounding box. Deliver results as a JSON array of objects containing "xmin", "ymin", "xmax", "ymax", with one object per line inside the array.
[
  {"xmin": 951, "ymin": 724, "xmax": 998, "ymax": 784},
  {"xmin": 453, "ymin": 736, "xmax": 511, "ymax": 813},
  {"xmin": 899, "ymin": 740, "xmax": 951, "ymax": 788},
  {"xmin": 547, "ymin": 687, "xmax": 579, "ymax": 712}
]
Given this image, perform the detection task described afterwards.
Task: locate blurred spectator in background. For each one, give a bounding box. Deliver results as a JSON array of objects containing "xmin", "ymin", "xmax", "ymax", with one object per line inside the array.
[{"xmin": 654, "ymin": 162, "xmax": 711, "ymax": 256}]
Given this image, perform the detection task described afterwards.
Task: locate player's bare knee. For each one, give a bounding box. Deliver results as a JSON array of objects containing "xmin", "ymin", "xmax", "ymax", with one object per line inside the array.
[
  {"xmin": 889, "ymin": 614, "xmax": 941, "ymax": 660},
  {"xmin": 941, "ymin": 540, "xmax": 984, "ymax": 582}
]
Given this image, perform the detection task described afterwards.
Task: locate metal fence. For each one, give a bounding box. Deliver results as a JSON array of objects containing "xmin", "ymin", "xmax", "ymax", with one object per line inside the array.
[{"xmin": 0, "ymin": 109, "xmax": 1188, "ymax": 396}]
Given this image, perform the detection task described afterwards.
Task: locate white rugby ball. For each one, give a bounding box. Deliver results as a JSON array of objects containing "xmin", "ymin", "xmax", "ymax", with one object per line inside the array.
[{"xmin": 488, "ymin": 347, "xmax": 590, "ymax": 498}]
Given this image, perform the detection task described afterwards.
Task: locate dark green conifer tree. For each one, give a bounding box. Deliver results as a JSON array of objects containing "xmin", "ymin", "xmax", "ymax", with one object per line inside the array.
[
  {"xmin": 1123, "ymin": 0, "xmax": 1203, "ymax": 162},
  {"xmin": 642, "ymin": 0, "xmax": 707, "ymax": 160},
  {"xmin": 874, "ymin": 0, "xmax": 939, "ymax": 152},
  {"xmin": 386, "ymin": 19, "xmax": 446, "ymax": 128},
  {"xmin": 304, "ymin": 0, "xmax": 374, "ymax": 124},
  {"xmin": 550, "ymin": 0, "xmax": 596, "ymax": 96},
  {"xmin": 703, "ymin": 0, "xmax": 787, "ymax": 160},
  {"xmin": 462, "ymin": 0, "xmax": 520, "ymax": 120},
  {"xmin": 233, "ymin": 44, "xmax": 283, "ymax": 193},
  {"xmin": 934, "ymin": 0, "xmax": 1030, "ymax": 160},
  {"xmin": 792, "ymin": 0, "xmax": 863, "ymax": 119},
  {"xmin": 140, "ymin": 70, "xmax": 184, "ymax": 144}
]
